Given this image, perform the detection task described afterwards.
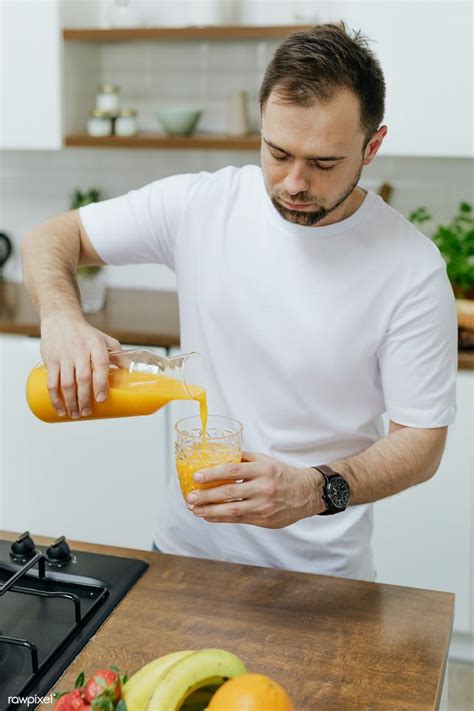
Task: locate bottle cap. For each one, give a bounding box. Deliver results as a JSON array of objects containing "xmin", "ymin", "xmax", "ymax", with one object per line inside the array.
[
  {"xmin": 98, "ymin": 84, "xmax": 120, "ymax": 93},
  {"xmin": 89, "ymin": 109, "xmax": 114, "ymax": 118}
]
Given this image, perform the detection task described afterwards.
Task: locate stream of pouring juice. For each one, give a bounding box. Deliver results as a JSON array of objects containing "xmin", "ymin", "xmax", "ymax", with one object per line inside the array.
[{"xmin": 26, "ymin": 364, "xmax": 208, "ymax": 428}]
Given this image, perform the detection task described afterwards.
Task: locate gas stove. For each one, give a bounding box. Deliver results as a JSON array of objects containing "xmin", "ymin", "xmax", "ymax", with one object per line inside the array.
[{"xmin": 0, "ymin": 532, "xmax": 148, "ymax": 711}]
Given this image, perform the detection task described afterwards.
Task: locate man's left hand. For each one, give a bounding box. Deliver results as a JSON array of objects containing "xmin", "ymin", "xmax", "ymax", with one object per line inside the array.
[{"xmin": 186, "ymin": 451, "xmax": 324, "ymax": 528}]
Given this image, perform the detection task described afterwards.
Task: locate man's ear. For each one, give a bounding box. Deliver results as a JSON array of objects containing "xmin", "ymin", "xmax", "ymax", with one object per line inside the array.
[{"xmin": 363, "ymin": 125, "xmax": 388, "ymax": 166}]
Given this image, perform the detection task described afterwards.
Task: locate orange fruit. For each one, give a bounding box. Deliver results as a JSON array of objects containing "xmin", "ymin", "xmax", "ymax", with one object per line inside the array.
[{"xmin": 207, "ymin": 673, "xmax": 295, "ymax": 711}]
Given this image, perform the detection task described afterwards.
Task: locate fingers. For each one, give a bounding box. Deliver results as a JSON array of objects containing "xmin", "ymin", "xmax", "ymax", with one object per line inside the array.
[
  {"xmin": 46, "ymin": 361, "xmax": 65, "ymax": 417},
  {"xmin": 193, "ymin": 461, "xmax": 258, "ymax": 485},
  {"xmin": 186, "ymin": 480, "xmax": 251, "ymax": 507},
  {"xmin": 75, "ymin": 354, "xmax": 93, "ymax": 416},
  {"xmin": 241, "ymin": 451, "xmax": 271, "ymax": 462},
  {"xmin": 191, "ymin": 497, "xmax": 256, "ymax": 524},
  {"xmin": 59, "ymin": 362, "xmax": 80, "ymax": 419},
  {"xmin": 91, "ymin": 347, "xmax": 111, "ymax": 403},
  {"xmin": 40, "ymin": 318, "xmax": 120, "ymax": 419},
  {"xmin": 105, "ymin": 335, "xmax": 122, "ymax": 353}
]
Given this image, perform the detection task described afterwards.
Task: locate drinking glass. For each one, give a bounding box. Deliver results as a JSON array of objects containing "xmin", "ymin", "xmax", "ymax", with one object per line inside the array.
[{"xmin": 175, "ymin": 415, "xmax": 243, "ymax": 501}]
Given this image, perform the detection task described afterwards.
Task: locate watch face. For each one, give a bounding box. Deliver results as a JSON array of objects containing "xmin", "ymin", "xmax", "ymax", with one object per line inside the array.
[{"xmin": 328, "ymin": 477, "xmax": 350, "ymax": 509}]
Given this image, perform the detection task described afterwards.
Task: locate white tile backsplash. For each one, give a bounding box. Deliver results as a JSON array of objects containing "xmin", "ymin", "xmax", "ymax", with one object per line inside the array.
[{"xmin": 2, "ymin": 147, "xmax": 472, "ymax": 292}]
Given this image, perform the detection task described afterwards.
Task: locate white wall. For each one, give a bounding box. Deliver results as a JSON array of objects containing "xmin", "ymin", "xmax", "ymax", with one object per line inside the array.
[
  {"xmin": 1, "ymin": 148, "xmax": 472, "ymax": 290},
  {"xmin": 61, "ymin": 1, "xmax": 322, "ymax": 28}
]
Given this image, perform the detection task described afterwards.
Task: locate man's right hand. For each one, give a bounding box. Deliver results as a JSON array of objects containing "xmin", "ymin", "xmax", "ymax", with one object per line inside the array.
[{"xmin": 40, "ymin": 316, "xmax": 122, "ymax": 419}]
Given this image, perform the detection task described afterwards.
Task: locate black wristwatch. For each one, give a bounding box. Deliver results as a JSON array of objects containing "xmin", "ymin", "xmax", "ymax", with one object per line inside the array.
[{"xmin": 312, "ymin": 465, "xmax": 351, "ymax": 515}]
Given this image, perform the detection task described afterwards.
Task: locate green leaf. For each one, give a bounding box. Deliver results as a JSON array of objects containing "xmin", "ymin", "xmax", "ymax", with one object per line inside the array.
[
  {"xmin": 419, "ymin": 200, "xmax": 474, "ymax": 291},
  {"xmin": 95, "ymin": 675, "xmax": 108, "ymax": 688},
  {"xmin": 70, "ymin": 187, "xmax": 102, "ymax": 210},
  {"xmin": 76, "ymin": 264, "xmax": 103, "ymax": 276},
  {"xmin": 75, "ymin": 671, "xmax": 85, "ymax": 688},
  {"xmin": 109, "ymin": 665, "xmax": 119, "ymax": 673},
  {"xmin": 121, "ymin": 673, "xmax": 128, "ymax": 685},
  {"xmin": 91, "ymin": 697, "xmax": 114, "ymax": 711},
  {"xmin": 116, "ymin": 700, "xmax": 127, "ymax": 711},
  {"xmin": 53, "ymin": 691, "xmax": 68, "ymax": 699},
  {"xmin": 409, "ymin": 206, "xmax": 432, "ymax": 225}
]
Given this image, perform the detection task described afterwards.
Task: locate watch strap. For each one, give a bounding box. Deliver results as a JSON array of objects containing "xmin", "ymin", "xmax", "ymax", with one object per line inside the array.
[
  {"xmin": 313, "ymin": 464, "xmax": 336, "ymax": 479},
  {"xmin": 312, "ymin": 465, "xmax": 349, "ymax": 515}
]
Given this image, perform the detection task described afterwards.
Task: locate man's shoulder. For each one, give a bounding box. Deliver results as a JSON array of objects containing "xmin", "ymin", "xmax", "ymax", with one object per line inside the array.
[
  {"xmin": 189, "ymin": 163, "xmax": 262, "ymax": 194},
  {"xmin": 371, "ymin": 195, "xmax": 444, "ymax": 270}
]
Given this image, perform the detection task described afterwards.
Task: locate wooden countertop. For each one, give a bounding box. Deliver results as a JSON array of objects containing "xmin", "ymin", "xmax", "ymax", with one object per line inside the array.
[
  {"xmin": 1, "ymin": 281, "xmax": 473, "ymax": 369},
  {"xmin": 1, "ymin": 531, "xmax": 453, "ymax": 710},
  {"xmin": 0, "ymin": 280, "xmax": 180, "ymax": 349}
]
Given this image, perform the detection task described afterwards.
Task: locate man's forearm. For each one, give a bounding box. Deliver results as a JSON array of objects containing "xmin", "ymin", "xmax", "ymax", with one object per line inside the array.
[
  {"xmin": 21, "ymin": 212, "xmax": 84, "ymax": 322},
  {"xmin": 306, "ymin": 426, "xmax": 447, "ymax": 513}
]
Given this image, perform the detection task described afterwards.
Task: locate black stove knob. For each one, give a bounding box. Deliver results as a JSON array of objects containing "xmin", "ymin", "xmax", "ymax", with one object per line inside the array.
[
  {"xmin": 10, "ymin": 531, "xmax": 36, "ymax": 561},
  {"xmin": 46, "ymin": 536, "xmax": 72, "ymax": 564}
]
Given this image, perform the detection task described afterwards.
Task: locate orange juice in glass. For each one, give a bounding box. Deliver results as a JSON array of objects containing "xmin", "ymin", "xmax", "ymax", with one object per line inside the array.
[{"xmin": 175, "ymin": 415, "xmax": 243, "ymax": 501}]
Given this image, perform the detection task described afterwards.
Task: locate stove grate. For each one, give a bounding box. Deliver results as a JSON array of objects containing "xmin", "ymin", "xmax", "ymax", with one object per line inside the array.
[{"xmin": 0, "ymin": 550, "xmax": 109, "ymax": 707}]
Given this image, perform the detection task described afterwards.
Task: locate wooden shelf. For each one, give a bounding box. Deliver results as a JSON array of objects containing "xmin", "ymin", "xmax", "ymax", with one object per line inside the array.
[
  {"xmin": 63, "ymin": 25, "xmax": 311, "ymax": 42},
  {"xmin": 65, "ymin": 132, "xmax": 261, "ymax": 150}
]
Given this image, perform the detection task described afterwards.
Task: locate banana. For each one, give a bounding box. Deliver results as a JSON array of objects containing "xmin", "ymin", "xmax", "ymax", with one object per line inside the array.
[
  {"xmin": 179, "ymin": 686, "xmax": 221, "ymax": 709},
  {"xmin": 146, "ymin": 648, "xmax": 247, "ymax": 711},
  {"xmin": 123, "ymin": 650, "xmax": 195, "ymax": 711}
]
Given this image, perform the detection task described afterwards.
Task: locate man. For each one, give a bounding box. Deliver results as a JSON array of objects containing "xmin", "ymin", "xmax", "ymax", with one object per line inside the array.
[{"xmin": 21, "ymin": 25, "xmax": 456, "ymax": 581}]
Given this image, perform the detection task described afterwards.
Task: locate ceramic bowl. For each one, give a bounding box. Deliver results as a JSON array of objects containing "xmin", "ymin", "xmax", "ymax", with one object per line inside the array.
[{"xmin": 156, "ymin": 107, "xmax": 202, "ymax": 136}]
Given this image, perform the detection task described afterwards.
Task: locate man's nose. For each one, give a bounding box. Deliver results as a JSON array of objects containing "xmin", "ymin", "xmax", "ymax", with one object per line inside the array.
[{"xmin": 283, "ymin": 162, "xmax": 310, "ymax": 195}]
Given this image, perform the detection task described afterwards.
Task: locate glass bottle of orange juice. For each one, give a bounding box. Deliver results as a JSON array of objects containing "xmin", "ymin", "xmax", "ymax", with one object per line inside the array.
[{"xmin": 26, "ymin": 349, "xmax": 207, "ymax": 425}]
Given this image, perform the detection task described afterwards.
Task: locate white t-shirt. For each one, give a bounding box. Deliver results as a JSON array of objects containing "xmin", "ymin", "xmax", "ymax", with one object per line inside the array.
[{"xmin": 80, "ymin": 165, "xmax": 457, "ymax": 581}]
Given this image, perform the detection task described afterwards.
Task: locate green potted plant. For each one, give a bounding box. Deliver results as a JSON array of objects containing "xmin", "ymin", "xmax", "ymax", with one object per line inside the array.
[
  {"xmin": 409, "ymin": 202, "xmax": 474, "ymax": 299},
  {"xmin": 410, "ymin": 202, "xmax": 474, "ymax": 337},
  {"xmin": 71, "ymin": 188, "xmax": 107, "ymax": 313}
]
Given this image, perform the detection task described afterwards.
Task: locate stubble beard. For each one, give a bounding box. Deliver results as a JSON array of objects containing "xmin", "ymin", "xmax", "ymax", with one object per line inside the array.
[{"xmin": 270, "ymin": 163, "xmax": 364, "ymax": 226}]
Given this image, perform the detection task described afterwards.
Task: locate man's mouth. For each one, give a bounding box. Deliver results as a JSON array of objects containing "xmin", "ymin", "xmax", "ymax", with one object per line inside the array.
[{"xmin": 281, "ymin": 199, "xmax": 317, "ymax": 211}]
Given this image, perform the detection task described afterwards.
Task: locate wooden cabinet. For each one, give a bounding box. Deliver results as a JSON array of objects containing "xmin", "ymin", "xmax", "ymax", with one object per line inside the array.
[
  {"xmin": 372, "ymin": 371, "xmax": 474, "ymax": 651},
  {"xmin": 0, "ymin": 0, "xmax": 62, "ymax": 149},
  {"xmin": 0, "ymin": 334, "xmax": 168, "ymax": 549}
]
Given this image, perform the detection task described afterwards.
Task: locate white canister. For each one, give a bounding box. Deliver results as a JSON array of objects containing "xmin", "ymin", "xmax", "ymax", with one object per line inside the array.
[
  {"xmin": 115, "ymin": 108, "xmax": 138, "ymax": 136},
  {"xmin": 87, "ymin": 110, "xmax": 113, "ymax": 137},
  {"xmin": 227, "ymin": 90, "xmax": 250, "ymax": 136},
  {"xmin": 96, "ymin": 84, "xmax": 120, "ymax": 113}
]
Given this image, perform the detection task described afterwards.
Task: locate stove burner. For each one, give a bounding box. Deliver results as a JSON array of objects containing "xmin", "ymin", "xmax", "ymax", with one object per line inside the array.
[
  {"xmin": 0, "ymin": 628, "xmax": 9, "ymax": 664},
  {"xmin": 9, "ymin": 532, "xmax": 36, "ymax": 563},
  {"xmin": 0, "ymin": 641, "xmax": 25, "ymax": 689},
  {"xmin": 0, "ymin": 535, "xmax": 149, "ymax": 711},
  {"xmin": 46, "ymin": 536, "xmax": 72, "ymax": 565}
]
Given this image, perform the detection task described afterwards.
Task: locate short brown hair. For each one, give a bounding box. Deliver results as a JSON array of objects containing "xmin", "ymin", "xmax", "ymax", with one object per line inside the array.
[{"xmin": 259, "ymin": 23, "xmax": 385, "ymax": 146}]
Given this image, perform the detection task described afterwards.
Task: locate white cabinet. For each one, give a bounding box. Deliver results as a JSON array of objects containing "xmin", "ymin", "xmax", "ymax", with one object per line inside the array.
[
  {"xmin": 324, "ymin": 1, "xmax": 473, "ymax": 157},
  {"xmin": 0, "ymin": 334, "xmax": 170, "ymax": 549},
  {"xmin": 0, "ymin": 0, "xmax": 62, "ymax": 149},
  {"xmin": 373, "ymin": 371, "xmax": 474, "ymax": 650}
]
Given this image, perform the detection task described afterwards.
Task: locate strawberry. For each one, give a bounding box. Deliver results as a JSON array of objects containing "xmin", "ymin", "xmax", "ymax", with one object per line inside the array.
[
  {"xmin": 54, "ymin": 690, "xmax": 90, "ymax": 710},
  {"xmin": 84, "ymin": 668, "xmax": 121, "ymax": 705}
]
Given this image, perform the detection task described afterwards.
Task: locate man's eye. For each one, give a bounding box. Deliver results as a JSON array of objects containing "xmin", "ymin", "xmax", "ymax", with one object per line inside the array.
[
  {"xmin": 271, "ymin": 152, "xmax": 288, "ymax": 161},
  {"xmin": 312, "ymin": 163, "xmax": 335, "ymax": 172}
]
